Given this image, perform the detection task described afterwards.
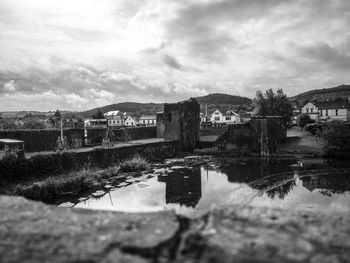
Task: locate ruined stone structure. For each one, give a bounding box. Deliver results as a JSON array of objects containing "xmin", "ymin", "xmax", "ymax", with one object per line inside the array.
[
  {"xmin": 156, "ymin": 112, "xmax": 165, "ymax": 138},
  {"xmin": 163, "ymin": 98, "xmax": 200, "ymax": 151},
  {"xmin": 216, "ymin": 117, "xmax": 286, "ymax": 154}
]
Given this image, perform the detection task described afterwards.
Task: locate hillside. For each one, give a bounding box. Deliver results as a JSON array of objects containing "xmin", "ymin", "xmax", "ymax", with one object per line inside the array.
[
  {"xmin": 195, "ymin": 93, "xmax": 252, "ymax": 105},
  {"xmin": 290, "ymin": 84, "xmax": 350, "ymax": 105},
  {"xmin": 79, "ymin": 102, "xmax": 164, "ymax": 118},
  {"xmin": 79, "ymin": 93, "xmax": 252, "ymax": 117}
]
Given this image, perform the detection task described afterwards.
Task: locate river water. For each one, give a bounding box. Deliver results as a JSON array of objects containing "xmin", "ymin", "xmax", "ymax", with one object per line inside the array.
[{"xmin": 74, "ymin": 157, "xmax": 350, "ymax": 217}]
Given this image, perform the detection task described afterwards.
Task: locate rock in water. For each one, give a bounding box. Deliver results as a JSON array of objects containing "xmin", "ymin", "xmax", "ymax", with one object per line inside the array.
[
  {"xmin": 58, "ymin": 202, "xmax": 75, "ymax": 208},
  {"xmin": 91, "ymin": 190, "xmax": 106, "ymax": 198}
]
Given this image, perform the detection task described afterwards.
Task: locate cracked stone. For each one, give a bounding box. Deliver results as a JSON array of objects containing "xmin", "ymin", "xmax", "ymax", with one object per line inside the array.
[{"xmin": 0, "ymin": 196, "xmax": 179, "ymax": 263}]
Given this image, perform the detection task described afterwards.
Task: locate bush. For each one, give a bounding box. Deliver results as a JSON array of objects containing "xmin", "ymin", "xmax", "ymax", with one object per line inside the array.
[
  {"xmin": 119, "ymin": 153, "xmax": 150, "ymax": 172},
  {"xmin": 298, "ymin": 113, "xmax": 314, "ymax": 128},
  {"xmin": 13, "ymin": 170, "xmax": 97, "ymax": 201},
  {"xmin": 317, "ymin": 121, "xmax": 350, "ymax": 156}
]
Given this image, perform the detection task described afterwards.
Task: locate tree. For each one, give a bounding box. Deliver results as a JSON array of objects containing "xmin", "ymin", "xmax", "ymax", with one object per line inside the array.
[
  {"xmin": 297, "ymin": 113, "xmax": 313, "ymax": 128},
  {"xmin": 92, "ymin": 108, "xmax": 105, "ymax": 119},
  {"xmin": 22, "ymin": 119, "xmax": 45, "ymax": 129},
  {"xmin": 254, "ymin": 89, "xmax": 293, "ymax": 125},
  {"xmin": 54, "ymin": 110, "xmax": 61, "ymax": 118}
]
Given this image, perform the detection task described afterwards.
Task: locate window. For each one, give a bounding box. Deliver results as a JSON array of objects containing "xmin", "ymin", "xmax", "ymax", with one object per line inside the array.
[
  {"xmin": 215, "ymin": 112, "xmax": 219, "ymax": 115},
  {"xmin": 320, "ymin": 110, "xmax": 323, "ymax": 117},
  {"xmin": 225, "ymin": 116, "xmax": 230, "ymax": 121},
  {"xmin": 306, "ymin": 109, "xmax": 309, "ymax": 113},
  {"xmin": 214, "ymin": 117, "xmax": 220, "ymax": 121},
  {"xmin": 326, "ymin": 110, "xmax": 328, "ymax": 116},
  {"xmin": 336, "ymin": 109, "xmax": 338, "ymax": 116},
  {"xmin": 310, "ymin": 108, "xmax": 313, "ymax": 113}
]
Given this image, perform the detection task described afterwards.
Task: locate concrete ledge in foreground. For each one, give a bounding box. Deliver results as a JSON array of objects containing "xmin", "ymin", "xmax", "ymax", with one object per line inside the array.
[{"xmin": 0, "ymin": 196, "xmax": 349, "ymax": 263}]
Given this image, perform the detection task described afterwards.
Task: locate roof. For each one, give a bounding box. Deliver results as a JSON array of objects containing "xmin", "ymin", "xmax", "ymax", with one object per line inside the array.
[
  {"xmin": 224, "ymin": 110, "xmax": 240, "ymax": 116},
  {"xmin": 0, "ymin": 139, "xmax": 24, "ymax": 144},
  {"xmin": 104, "ymin": 111, "xmax": 120, "ymax": 117},
  {"xmin": 316, "ymin": 100, "xmax": 350, "ymax": 110},
  {"xmin": 140, "ymin": 115, "xmax": 156, "ymax": 120}
]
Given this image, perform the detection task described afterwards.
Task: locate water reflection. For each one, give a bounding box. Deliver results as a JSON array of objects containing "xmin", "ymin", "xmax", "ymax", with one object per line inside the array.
[
  {"xmin": 74, "ymin": 158, "xmax": 350, "ymax": 216},
  {"xmin": 159, "ymin": 166, "xmax": 201, "ymax": 208},
  {"xmin": 301, "ymin": 174, "xmax": 350, "ymax": 196}
]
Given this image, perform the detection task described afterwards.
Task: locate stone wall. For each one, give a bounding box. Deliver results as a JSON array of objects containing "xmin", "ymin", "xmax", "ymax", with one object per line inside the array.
[
  {"xmin": 0, "ymin": 140, "xmax": 180, "ymax": 181},
  {"xmin": 1, "ymin": 195, "xmax": 349, "ymax": 263},
  {"xmin": 216, "ymin": 117, "xmax": 286, "ymax": 153},
  {"xmin": 156, "ymin": 112, "xmax": 165, "ymax": 138},
  {"xmin": 200, "ymin": 127, "xmax": 228, "ymax": 137},
  {"xmin": 164, "ymin": 98, "xmax": 200, "ymax": 151},
  {"xmin": 85, "ymin": 126, "xmax": 157, "ymax": 145},
  {"xmin": 0, "ymin": 129, "xmax": 84, "ymax": 152}
]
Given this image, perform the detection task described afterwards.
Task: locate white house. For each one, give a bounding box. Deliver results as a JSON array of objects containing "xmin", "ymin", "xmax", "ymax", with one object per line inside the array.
[
  {"xmin": 223, "ymin": 110, "xmax": 241, "ymax": 124},
  {"xmin": 139, "ymin": 115, "xmax": 156, "ymax": 126},
  {"xmin": 209, "ymin": 109, "xmax": 241, "ymax": 126},
  {"xmin": 104, "ymin": 111, "xmax": 125, "ymax": 127},
  {"xmin": 301, "ymin": 102, "xmax": 319, "ymax": 121},
  {"xmin": 84, "ymin": 119, "xmax": 107, "ymax": 128},
  {"xmin": 124, "ymin": 116, "xmax": 137, "ymax": 126},
  {"xmin": 210, "ymin": 109, "xmax": 224, "ymax": 123},
  {"xmin": 317, "ymin": 100, "xmax": 350, "ymax": 122}
]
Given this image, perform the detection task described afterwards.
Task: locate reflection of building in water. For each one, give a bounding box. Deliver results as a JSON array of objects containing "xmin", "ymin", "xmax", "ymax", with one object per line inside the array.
[
  {"xmin": 158, "ymin": 166, "xmax": 202, "ymax": 208},
  {"xmin": 302, "ymin": 174, "xmax": 350, "ymax": 195}
]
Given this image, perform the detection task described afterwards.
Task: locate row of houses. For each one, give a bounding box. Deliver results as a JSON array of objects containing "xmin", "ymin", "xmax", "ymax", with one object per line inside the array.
[
  {"xmin": 200, "ymin": 109, "xmax": 242, "ymax": 127},
  {"xmin": 85, "ymin": 111, "xmax": 157, "ymax": 128},
  {"xmin": 301, "ymin": 99, "xmax": 350, "ymax": 122}
]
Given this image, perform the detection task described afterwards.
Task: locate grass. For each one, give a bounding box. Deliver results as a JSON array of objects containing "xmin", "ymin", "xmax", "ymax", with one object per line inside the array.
[
  {"xmin": 10, "ymin": 154, "xmax": 150, "ymax": 202},
  {"xmin": 119, "ymin": 153, "xmax": 150, "ymax": 172},
  {"xmin": 13, "ymin": 166, "xmax": 119, "ymax": 202}
]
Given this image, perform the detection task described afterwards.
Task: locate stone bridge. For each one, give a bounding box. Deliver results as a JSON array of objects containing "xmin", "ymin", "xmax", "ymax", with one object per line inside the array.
[{"xmin": 1, "ymin": 195, "xmax": 349, "ymax": 263}]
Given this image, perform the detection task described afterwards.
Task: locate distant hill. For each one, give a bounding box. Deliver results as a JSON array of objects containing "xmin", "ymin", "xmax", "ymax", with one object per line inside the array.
[
  {"xmin": 79, "ymin": 93, "xmax": 252, "ymax": 118},
  {"xmin": 195, "ymin": 93, "xmax": 252, "ymax": 105},
  {"xmin": 79, "ymin": 102, "xmax": 164, "ymax": 118},
  {"xmin": 290, "ymin": 84, "xmax": 350, "ymax": 105}
]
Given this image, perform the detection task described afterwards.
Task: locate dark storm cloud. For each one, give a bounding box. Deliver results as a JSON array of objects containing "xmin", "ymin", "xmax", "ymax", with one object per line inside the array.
[
  {"xmin": 165, "ymin": 0, "xmax": 292, "ymax": 60},
  {"xmin": 298, "ymin": 42, "xmax": 350, "ymax": 70},
  {"xmin": 162, "ymin": 54, "xmax": 185, "ymax": 70}
]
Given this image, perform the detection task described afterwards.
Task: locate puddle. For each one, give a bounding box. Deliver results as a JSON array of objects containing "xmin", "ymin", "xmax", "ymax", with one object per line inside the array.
[{"xmin": 74, "ymin": 157, "xmax": 350, "ymax": 217}]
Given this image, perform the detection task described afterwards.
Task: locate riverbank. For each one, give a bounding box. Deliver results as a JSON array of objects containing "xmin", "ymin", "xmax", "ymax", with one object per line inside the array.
[{"xmin": 1, "ymin": 195, "xmax": 349, "ymax": 263}]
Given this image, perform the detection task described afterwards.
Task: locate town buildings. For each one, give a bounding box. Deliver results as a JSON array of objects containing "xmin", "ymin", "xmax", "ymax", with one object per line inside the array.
[
  {"xmin": 301, "ymin": 99, "xmax": 350, "ymax": 122},
  {"xmin": 201, "ymin": 109, "xmax": 242, "ymax": 127},
  {"xmin": 139, "ymin": 115, "xmax": 157, "ymax": 126}
]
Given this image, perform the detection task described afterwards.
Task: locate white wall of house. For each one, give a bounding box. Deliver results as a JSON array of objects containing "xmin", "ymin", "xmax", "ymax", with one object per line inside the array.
[
  {"xmin": 210, "ymin": 109, "xmax": 241, "ymax": 124},
  {"xmin": 301, "ymin": 102, "xmax": 319, "ymax": 121},
  {"xmin": 139, "ymin": 117, "xmax": 156, "ymax": 126},
  {"xmin": 210, "ymin": 109, "xmax": 224, "ymax": 123},
  {"xmin": 319, "ymin": 108, "xmax": 349, "ymax": 121},
  {"xmin": 108, "ymin": 118, "xmax": 124, "ymax": 127},
  {"xmin": 124, "ymin": 116, "xmax": 136, "ymax": 126}
]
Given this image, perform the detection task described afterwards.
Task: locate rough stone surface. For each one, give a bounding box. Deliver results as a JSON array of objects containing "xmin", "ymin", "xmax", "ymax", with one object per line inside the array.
[
  {"xmin": 0, "ymin": 196, "xmax": 179, "ymax": 263},
  {"xmin": 1, "ymin": 196, "xmax": 349, "ymax": 263}
]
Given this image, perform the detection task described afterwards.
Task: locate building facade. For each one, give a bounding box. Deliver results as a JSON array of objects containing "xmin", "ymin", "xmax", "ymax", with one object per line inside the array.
[
  {"xmin": 317, "ymin": 100, "xmax": 350, "ymax": 121},
  {"xmin": 104, "ymin": 111, "xmax": 125, "ymax": 127},
  {"xmin": 301, "ymin": 100, "xmax": 350, "ymax": 122},
  {"xmin": 301, "ymin": 102, "xmax": 319, "ymax": 121},
  {"xmin": 139, "ymin": 115, "xmax": 156, "ymax": 126},
  {"xmin": 209, "ymin": 109, "xmax": 241, "ymax": 126}
]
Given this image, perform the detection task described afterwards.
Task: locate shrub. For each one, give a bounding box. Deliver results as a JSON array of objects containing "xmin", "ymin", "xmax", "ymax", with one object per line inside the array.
[
  {"xmin": 298, "ymin": 113, "xmax": 314, "ymax": 128},
  {"xmin": 119, "ymin": 153, "xmax": 150, "ymax": 172},
  {"xmin": 14, "ymin": 170, "xmax": 97, "ymax": 201},
  {"xmin": 317, "ymin": 121, "xmax": 350, "ymax": 156}
]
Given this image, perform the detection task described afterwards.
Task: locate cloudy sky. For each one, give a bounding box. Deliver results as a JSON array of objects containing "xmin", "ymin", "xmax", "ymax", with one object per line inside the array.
[{"xmin": 0, "ymin": 0, "xmax": 350, "ymax": 111}]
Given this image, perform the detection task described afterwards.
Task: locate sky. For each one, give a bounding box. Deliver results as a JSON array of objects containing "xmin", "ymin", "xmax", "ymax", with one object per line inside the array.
[{"xmin": 0, "ymin": 0, "xmax": 350, "ymax": 111}]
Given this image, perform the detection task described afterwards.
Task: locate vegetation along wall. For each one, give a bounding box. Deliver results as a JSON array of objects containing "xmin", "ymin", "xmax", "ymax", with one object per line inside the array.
[{"xmin": 0, "ymin": 129, "xmax": 84, "ymax": 152}]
